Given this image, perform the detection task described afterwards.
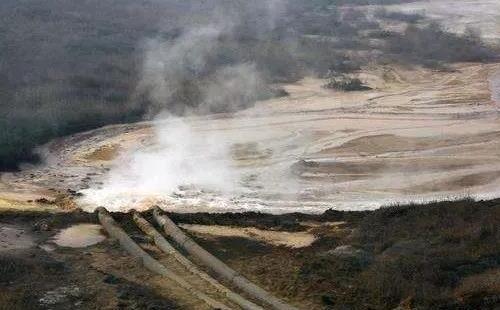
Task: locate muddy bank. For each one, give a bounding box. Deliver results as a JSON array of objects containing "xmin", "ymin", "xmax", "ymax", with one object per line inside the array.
[
  {"xmin": 2, "ymin": 198, "xmax": 500, "ymax": 309},
  {"xmin": 0, "ymin": 218, "xmax": 179, "ymax": 310}
]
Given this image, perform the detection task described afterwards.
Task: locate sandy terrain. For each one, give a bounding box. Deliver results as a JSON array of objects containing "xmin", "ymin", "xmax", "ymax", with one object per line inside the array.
[
  {"xmin": 180, "ymin": 224, "xmax": 316, "ymax": 248},
  {"xmin": 1, "ymin": 62, "xmax": 500, "ymax": 214}
]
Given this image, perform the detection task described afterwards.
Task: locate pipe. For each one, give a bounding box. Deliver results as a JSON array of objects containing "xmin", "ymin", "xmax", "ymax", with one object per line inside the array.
[
  {"xmin": 97, "ymin": 207, "xmax": 231, "ymax": 310},
  {"xmin": 153, "ymin": 206, "xmax": 299, "ymax": 310},
  {"xmin": 133, "ymin": 212, "xmax": 263, "ymax": 310}
]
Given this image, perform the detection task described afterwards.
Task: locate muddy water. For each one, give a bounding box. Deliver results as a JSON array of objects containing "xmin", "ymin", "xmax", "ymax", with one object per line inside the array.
[{"xmin": 52, "ymin": 224, "xmax": 105, "ymax": 248}]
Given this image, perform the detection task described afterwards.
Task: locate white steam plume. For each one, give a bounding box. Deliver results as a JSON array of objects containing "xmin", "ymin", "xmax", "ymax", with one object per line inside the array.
[
  {"xmin": 198, "ymin": 63, "xmax": 265, "ymax": 113},
  {"xmin": 80, "ymin": 115, "xmax": 238, "ymax": 212},
  {"xmin": 80, "ymin": 8, "xmax": 285, "ymax": 211},
  {"xmin": 138, "ymin": 25, "xmax": 223, "ymax": 115}
]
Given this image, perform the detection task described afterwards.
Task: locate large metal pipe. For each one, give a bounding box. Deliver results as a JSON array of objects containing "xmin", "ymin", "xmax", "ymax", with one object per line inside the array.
[
  {"xmin": 133, "ymin": 212, "xmax": 263, "ymax": 310},
  {"xmin": 97, "ymin": 207, "xmax": 231, "ymax": 310},
  {"xmin": 153, "ymin": 206, "xmax": 299, "ymax": 310}
]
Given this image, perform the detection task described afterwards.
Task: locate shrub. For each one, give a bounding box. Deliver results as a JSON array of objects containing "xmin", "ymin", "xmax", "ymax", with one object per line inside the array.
[{"xmin": 323, "ymin": 75, "xmax": 372, "ymax": 91}]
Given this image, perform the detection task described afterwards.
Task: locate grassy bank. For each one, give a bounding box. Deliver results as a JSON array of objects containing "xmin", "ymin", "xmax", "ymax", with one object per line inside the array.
[
  {"xmin": 2, "ymin": 198, "xmax": 499, "ymax": 309},
  {"xmin": 170, "ymin": 198, "xmax": 500, "ymax": 309}
]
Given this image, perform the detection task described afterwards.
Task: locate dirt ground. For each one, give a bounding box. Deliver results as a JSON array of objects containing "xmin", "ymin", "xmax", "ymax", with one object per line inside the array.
[
  {"xmin": 0, "ymin": 210, "xmax": 199, "ymax": 310},
  {"xmin": 1, "ymin": 197, "xmax": 500, "ymax": 309}
]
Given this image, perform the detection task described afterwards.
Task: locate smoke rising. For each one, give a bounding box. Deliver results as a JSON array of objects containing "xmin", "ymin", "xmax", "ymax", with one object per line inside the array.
[
  {"xmin": 198, "ymin": 63, "xmax": 266, "ymax": 113},
  {"xmin": 80, "ymin": 6, "xmax": 285, "ymax": 211},
  {"xmin": 112, "ymin": 116, "xmax": 236, "ymax": 192},
  {"xmin": 137, "ymin": 23, "xmax": 270, "ymax": 115},
  {"xmin": 80, "ymin": 115, "xmax": 238, "ymax": 211},
  {"xmin": 137, "ymin": 25, "xmax": 223, "ymax": 115}
]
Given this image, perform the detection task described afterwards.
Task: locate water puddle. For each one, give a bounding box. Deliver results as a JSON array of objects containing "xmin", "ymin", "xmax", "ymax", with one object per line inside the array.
[{"xmin": 52, "ymin": 224, "xmax": 106, "ymax": 248}]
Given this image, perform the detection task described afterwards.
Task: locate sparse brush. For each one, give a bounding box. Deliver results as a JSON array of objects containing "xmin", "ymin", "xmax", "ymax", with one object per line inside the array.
[
  {"xmin": 323, "ymin": 75, "xmax": 372, "ymax": 91},
  {"xmin": 0, "ymin": 256, "xmax": 31, "ymax": 283}
]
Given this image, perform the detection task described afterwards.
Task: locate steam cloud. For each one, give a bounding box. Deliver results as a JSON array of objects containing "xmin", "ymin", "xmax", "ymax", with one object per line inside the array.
[
  {"xmin": 80, "ymin": 115, "xmax": 238, "ymax": 211},
  {"xmin": 110, "ymin": 116, "xmax": 236, "ymax": 193},
  {"xmin": 80, "ymin": 4, "xmax": 286, "ymax": 211}
]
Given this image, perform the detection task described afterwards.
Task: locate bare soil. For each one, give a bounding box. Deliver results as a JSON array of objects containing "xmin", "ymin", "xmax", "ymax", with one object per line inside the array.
[{"xmin": 2, "ymin": 197, "xmax": 499, "ymax": 309}]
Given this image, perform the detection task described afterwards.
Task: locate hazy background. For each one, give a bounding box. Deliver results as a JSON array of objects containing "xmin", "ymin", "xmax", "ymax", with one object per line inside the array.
[{"xmin": 0, "ymin": 0, "xmax": 497, "ymax": 170}]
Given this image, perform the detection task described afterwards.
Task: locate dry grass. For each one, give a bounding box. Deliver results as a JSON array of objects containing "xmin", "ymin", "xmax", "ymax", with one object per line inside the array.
[
  {"xmin": 455, "ymin": 269, "xmax": 500, "ymax": 300},
  {"xmin": 192, "ymin": 198, "xmax": 500, "ymax": 309},
  {"xmin": 0, "ymin": 289, "xmax": 37, "ymax": 310},
  {"xmin": 2, "ymin": 197, "xmax": 500, "ymax": 309}
]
